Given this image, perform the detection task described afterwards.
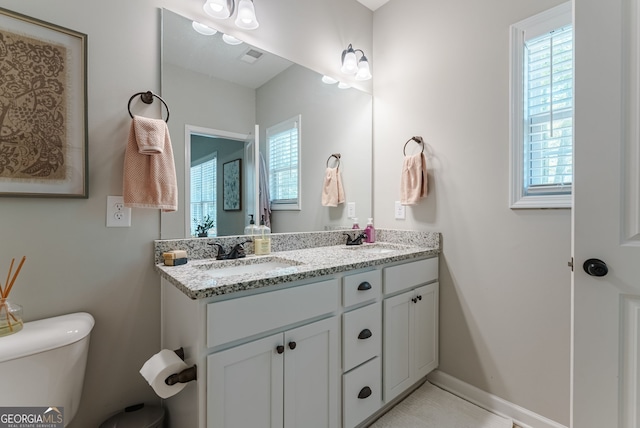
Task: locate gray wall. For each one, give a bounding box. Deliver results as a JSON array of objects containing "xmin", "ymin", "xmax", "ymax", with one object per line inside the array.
[
  {"xmin": 0, "ymin": 0, "xmax": 372, "ymax": 426},
  {"xmin": 373, "ymin": 0, "xmax": 571, "ymax": 425},
  {"xmin": 256, "ymin": 64, "xmax": 373, "ymax": 232}
]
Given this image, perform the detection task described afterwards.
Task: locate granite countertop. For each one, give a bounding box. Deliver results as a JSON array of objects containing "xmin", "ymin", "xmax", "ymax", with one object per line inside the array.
[{"xmin": 155, "ymin": 230, "xmax": 440, "ymax": 300}]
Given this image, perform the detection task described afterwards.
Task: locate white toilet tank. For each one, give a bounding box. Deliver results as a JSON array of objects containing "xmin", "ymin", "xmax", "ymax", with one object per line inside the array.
[{"xmin": 0, "ymin": 312, "xmax": 95, "ymax": 426}]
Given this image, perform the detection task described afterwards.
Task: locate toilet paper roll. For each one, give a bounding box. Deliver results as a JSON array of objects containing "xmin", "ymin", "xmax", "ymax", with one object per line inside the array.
[{"xmin": 140, "ymin": 349, "xmax": 189, "ymax": 398}]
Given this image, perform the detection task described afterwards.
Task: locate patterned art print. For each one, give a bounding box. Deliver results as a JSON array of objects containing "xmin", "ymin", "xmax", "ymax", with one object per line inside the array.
[
  {"xmin": 223, "ymin": 158, "xmax": 241, "ymax": 211},
  {"xmin": 0, "ymin": 8, "xmax": 87, "ymax": 197},
  {"xmin": 0, "ymin": 30, "xmax": 67, "ymax": 180}
]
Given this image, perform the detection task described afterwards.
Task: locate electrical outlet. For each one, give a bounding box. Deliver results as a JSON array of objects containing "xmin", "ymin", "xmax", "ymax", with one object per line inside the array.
[
  {"xmin": 394, "ymin": 201, "xmax": 406, "ymax": 220},
  {"xmin": 107, "ymin": 196, "xmax": 131, "ymax": 227},
  {"xmin": 347, "ymin": 202, "xmax": 356, "ymax": 218}
]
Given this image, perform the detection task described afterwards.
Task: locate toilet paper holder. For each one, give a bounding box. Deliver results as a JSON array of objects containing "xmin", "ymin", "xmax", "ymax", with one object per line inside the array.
[{"xmin": 165, "ymin": 347, "xmax": 197, "ymax": 386}]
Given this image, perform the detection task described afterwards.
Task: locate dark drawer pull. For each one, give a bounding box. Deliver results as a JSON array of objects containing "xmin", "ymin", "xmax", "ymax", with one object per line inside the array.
[
  {"xmin": 358, "ymin": 329, "xmax": 372, "ymax": 340},
  {"xmin": 276, "ymin": 345, "xmax": 284, "ymax": 354},
  {"xmin": 288, "ymin": 341, "xmax": 297, "ymax": 350},
  {"xmin": 358, "ymin": 386, "xmax": 372, "ymax": 399},
  {"xmin": 357, "ymin": 281, "xmax": 372, "ymax": 291}
]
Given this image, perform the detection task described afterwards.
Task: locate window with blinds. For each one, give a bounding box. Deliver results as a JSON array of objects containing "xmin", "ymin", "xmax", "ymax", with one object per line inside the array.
[
  {"xmin": 190, "ymin": 154, "xmax": 217, "ymax": 236},
  {"xmin": 267, "ymin": 116, "xmax": 301, "ymax": 210},
  {"xmin": 524, "ymin": 25, "xmax": 573, "ymax": 196},
  {"xmin": 509, "ymin": 2, "xmax": 572, "ymax": 208}
]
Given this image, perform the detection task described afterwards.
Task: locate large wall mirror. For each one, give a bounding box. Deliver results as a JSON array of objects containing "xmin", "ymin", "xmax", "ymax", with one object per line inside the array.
[{"xmin": 160, "ymin": 9, "xmax": 373, "ymax": 238}]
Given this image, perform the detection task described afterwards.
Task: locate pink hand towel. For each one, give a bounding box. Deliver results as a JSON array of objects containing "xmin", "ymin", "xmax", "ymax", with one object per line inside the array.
[
  {"xmin": 322, "ymin": 166, "xmax": 345, "ymax": 207},
  {"xmin": 400, "ymin": 152, "xmax": 427, "ymax": 205},
  {"xmin": 123, "ymin": 116, "xmax": 178, "ymax": 212}
]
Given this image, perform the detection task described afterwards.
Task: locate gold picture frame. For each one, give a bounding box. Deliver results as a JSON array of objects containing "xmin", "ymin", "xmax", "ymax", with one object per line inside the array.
[{"xmin": 0, "ymin": 7, "xmax": 88, "ymax": 198}]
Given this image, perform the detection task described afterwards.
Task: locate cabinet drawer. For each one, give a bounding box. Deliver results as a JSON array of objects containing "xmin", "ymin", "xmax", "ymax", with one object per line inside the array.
[
  {"xmin": 343, "ymin": 357, "xmax": 381, "ymax": 428},
  {"xmin": 207, "ymin": 278, "xmax": 339, "ymax": 348},
  {"xmin": 343, "ymin": 269, "xmax": 381, "ymax": 308},
  {"xmin": 383, "ymin": 257, "xmax": 438, "ymax": 295},
  {"xmin": 343, "ymin": 302, "xmax": 381, "ymax": 372}
]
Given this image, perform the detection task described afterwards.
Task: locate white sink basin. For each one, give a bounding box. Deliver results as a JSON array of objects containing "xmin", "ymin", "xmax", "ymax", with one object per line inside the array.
[{"xmin": 196, "ymin": 257, "xmax": 302, "ymax": 278}]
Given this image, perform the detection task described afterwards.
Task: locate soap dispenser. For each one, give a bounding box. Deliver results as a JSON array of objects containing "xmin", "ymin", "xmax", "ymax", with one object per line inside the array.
[
  {"xmin": 254, "ymin": 215, "xmax": 271, "ymax": 255},
  {"xmin": 364, "ymin": 218, "xmax": 376, "ymax": 243},
  {"xmin": 244, "ymin": 215, "xmax": 257, "ymax": 236}
]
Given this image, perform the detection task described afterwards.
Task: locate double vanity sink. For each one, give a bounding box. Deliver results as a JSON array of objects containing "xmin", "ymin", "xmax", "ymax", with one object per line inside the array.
[
  {"xmin": 154, "ymin": 229, "xmax": 441, "ymax": 428},
  {"xmin": 155, "ymin": 235, "xmax": 436, "ymax": 299}
]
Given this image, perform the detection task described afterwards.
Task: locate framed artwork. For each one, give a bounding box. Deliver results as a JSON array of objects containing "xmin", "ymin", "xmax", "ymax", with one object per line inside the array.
[
  {"xmin": 0, "ymin": 7, "xmax": 88, "ymax": 198},
  {"xmin": 223, "ymin": 158, "xmax": 241, "ymax": 211}
]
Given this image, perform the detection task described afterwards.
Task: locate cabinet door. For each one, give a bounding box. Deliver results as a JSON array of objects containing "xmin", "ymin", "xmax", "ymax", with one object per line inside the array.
[
  {"xmin": 283, "ymin": 316, "xmax": 340, "ymax": 428},
  {"xmin": 413, "ymin": 283, "xmax": 439, "ymax": 379},
  {"xmin": 383, "ymin": 290, "xmax": 413, "ymax": 402},
  {"xmin": 208, "ymin": 333, "xmax": 284, "ymax": 428}
]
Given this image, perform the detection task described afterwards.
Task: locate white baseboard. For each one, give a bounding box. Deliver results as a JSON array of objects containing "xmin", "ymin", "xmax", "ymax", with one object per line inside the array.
[{"xmin": 427, "ymin": 370, "xmax": 568, "ymax": 428}]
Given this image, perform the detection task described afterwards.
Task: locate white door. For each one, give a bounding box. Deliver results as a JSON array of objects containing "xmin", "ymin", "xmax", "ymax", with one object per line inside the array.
[
  {"xmin": 413, "ymin": 283, "xmax": 439, "ymax": 379},
  {"xmin": 283, "ymin": 316, "xmax": 340, "ymax": 428},
  {"xmin": 573, "ymin": 0, "xmax": 640, "ymax": 426},
  {"xmin": 383, "ymin": 290, "xmax": 413, "ymax": 402}
]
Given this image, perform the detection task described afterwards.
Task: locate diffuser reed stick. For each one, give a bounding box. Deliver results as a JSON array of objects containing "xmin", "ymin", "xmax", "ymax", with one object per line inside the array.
[{"xmin": 0, "ymin": 256, "xmax": 26, "ymax": 335}]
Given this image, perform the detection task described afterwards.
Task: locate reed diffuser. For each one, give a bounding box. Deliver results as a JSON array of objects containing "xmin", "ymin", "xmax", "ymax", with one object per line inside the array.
[{"xmin": 0, "ymin": 256, "xmax": 26, "ymax": 337}]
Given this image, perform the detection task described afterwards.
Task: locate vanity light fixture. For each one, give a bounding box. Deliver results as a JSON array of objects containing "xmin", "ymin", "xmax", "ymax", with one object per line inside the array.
[
  {"xmin": 203, "ymin": 0, "xmax": 259, "ymax": 30},
  {"xmin": 341, "ymin": 44, "xmax": 372, "ymax": 81},
  {"xmin": 192, "ymin": 21, "xmax": 218, "ymax": 36}
]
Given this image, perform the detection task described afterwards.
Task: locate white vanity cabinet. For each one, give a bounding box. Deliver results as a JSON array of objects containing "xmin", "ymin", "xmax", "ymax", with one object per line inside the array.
[
  {"xmin": 161, "ymin": 277, "xmax": 340, "ymax": 428},
  {"xmin": 208, "ymin": 316, "xmax": 339, "ymax": 428},
  {"xmin": 382, "ymin": 258, "xmax": 439, "ymax": 403},
  {"xmin": 160, "ymin": 254, "xmax": 439, "ymax": 428}
]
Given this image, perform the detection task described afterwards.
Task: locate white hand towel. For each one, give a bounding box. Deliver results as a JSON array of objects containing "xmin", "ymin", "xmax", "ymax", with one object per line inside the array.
[
  {"xmin": 400, "ymin": 152, "xmax": 427, "ymax": 205},
  {"xmin": 123, "ymin": 115, "xmax": 178, "ymax": 212},
  {"xmin": 322, "ymin": 166, "xmax": 345, "ymax": 207}
]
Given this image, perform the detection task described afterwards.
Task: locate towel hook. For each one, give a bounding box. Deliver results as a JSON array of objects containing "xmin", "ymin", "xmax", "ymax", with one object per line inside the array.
[
  {"xmin": 326, "ymin": 153, "xmax": 341, "ymax": 168},
  {"xmin": 403, "ymin": 136, "xmax": 424, "ymax": 155},
  {"xmin": 127, "ymin": 91, "xmax": 170, "ymax": 123}
]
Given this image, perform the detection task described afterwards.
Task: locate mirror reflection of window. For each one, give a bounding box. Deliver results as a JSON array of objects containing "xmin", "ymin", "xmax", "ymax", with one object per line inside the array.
[
  {"xmin": 191, "ymin": 152, "xmax": 217, "ymax": 236},
  {"xmin": 267, "ymin": 115, "xmax": 301, "ymax": 210}
]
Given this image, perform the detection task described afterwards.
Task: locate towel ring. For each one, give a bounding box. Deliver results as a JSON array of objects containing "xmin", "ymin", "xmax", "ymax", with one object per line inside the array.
[
  {"xmin": 326, "ymin": 153, "xmax": 341, "ymax": 168},
  {"xmin": 403, "ymin": 136, "xmax": 424, "ymax": 155},
  {"xmin": 127, "ymin": 91, "xmax": 170, "ymax": 123}
]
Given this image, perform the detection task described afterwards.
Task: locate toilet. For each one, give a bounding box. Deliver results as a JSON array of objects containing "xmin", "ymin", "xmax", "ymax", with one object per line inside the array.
[{"xmin": 0, "ymin": 312, "xmax": 95, "ymax": 426}]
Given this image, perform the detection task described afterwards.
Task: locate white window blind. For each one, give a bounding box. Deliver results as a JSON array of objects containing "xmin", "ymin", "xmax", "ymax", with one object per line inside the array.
[
  {"xmin": 509, "ymin": 2, "xmax": 572, "ymax": 208},
  {"xmin": 267, "ymin": 116, "xmax": 301, "ymax": 210},
  {"xmin": 190, "ymin": 154, "xmax": 217, "ymax": 236},
  {"xmin": 524, "ymin": 25, "xmax": 573, "ymax": 196}
]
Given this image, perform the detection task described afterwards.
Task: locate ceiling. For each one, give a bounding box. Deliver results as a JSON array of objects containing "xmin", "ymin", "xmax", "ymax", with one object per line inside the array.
[{"xmin": 356, "ymin": 0, "xmax": 391, "ymax": 11}]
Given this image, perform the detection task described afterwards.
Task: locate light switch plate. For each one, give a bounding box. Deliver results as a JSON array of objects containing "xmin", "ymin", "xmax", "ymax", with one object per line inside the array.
[
  {"xmin": 106, "ymin": 196, "xmax": 131, "ymax": 227},
  {"xmin": 347, "ymin": 202, "xmax": 356, "ymax": 218},
  {"xmin": 394, "ymin": 201, "xmax": 406, "ymax": 220}
]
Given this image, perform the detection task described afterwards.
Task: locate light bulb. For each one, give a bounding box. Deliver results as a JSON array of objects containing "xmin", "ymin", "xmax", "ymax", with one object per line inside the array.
[
  {"xmin": 355, "ymin": 57, "xmax": 372, "ymax": 81},
  {"xmin": 322, "ymin": 75, "xmax": 338, "ymax": 84},
  {"xmin": 222, "ymin": 34, "xmax": 243, "ymax": 45},
  {"xmin": 192, "ymin": 21, "xmax": 218, "ymax": 36},
  {"xmin": 341, "ymin": 46, "xmax": 358, "ymax": 75},
  {"xmin": 235, "ymin": 0, "xmax": 259, "ymax": 30},
  {"xmin": 204, "ymin": 0, "xmax": 231, "ymax": 19}
]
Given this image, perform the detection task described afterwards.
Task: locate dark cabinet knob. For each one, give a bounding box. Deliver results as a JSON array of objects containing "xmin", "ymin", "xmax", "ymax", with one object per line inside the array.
[
  {"xmin": 417, "ymin": 295, "xmax": 422, "ymax": 301},
  {"xmin": 288, "ymin": 341, "xmax": 297, "ymax": 350},
  {"xmin": 276, "ymin": 345, "xmax": 284, "ymax": 354},
  {"xmin": 358, "ymin": 386, "xmax": 372, "ymax": 399},
  {"xmin": 358, "ymin": 329, "xmax": 372, "ymax": 340},
  {"xmin": 583, "ymin": 259, "xmax": 608, "ymax": 277},
  {"xmin": 357, "ymin": 281, "xmax": 372, "ymax": 291},
  {"xmin": 411, "ymin": 297, "xmax": 418, "ymax": 303}
]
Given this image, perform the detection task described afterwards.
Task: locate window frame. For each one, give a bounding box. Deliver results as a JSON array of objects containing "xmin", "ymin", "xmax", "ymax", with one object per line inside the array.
[
  {"xmin": 266, "ymin": 115, "xmax": 302, "ymax": 211},
  {"xmin": 190, "ymin": 152, "xmax": 218, "ymax": 237},
  {"xmin": 509, "ymin": 2, "xmax": 573, "ymax": 209}
]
